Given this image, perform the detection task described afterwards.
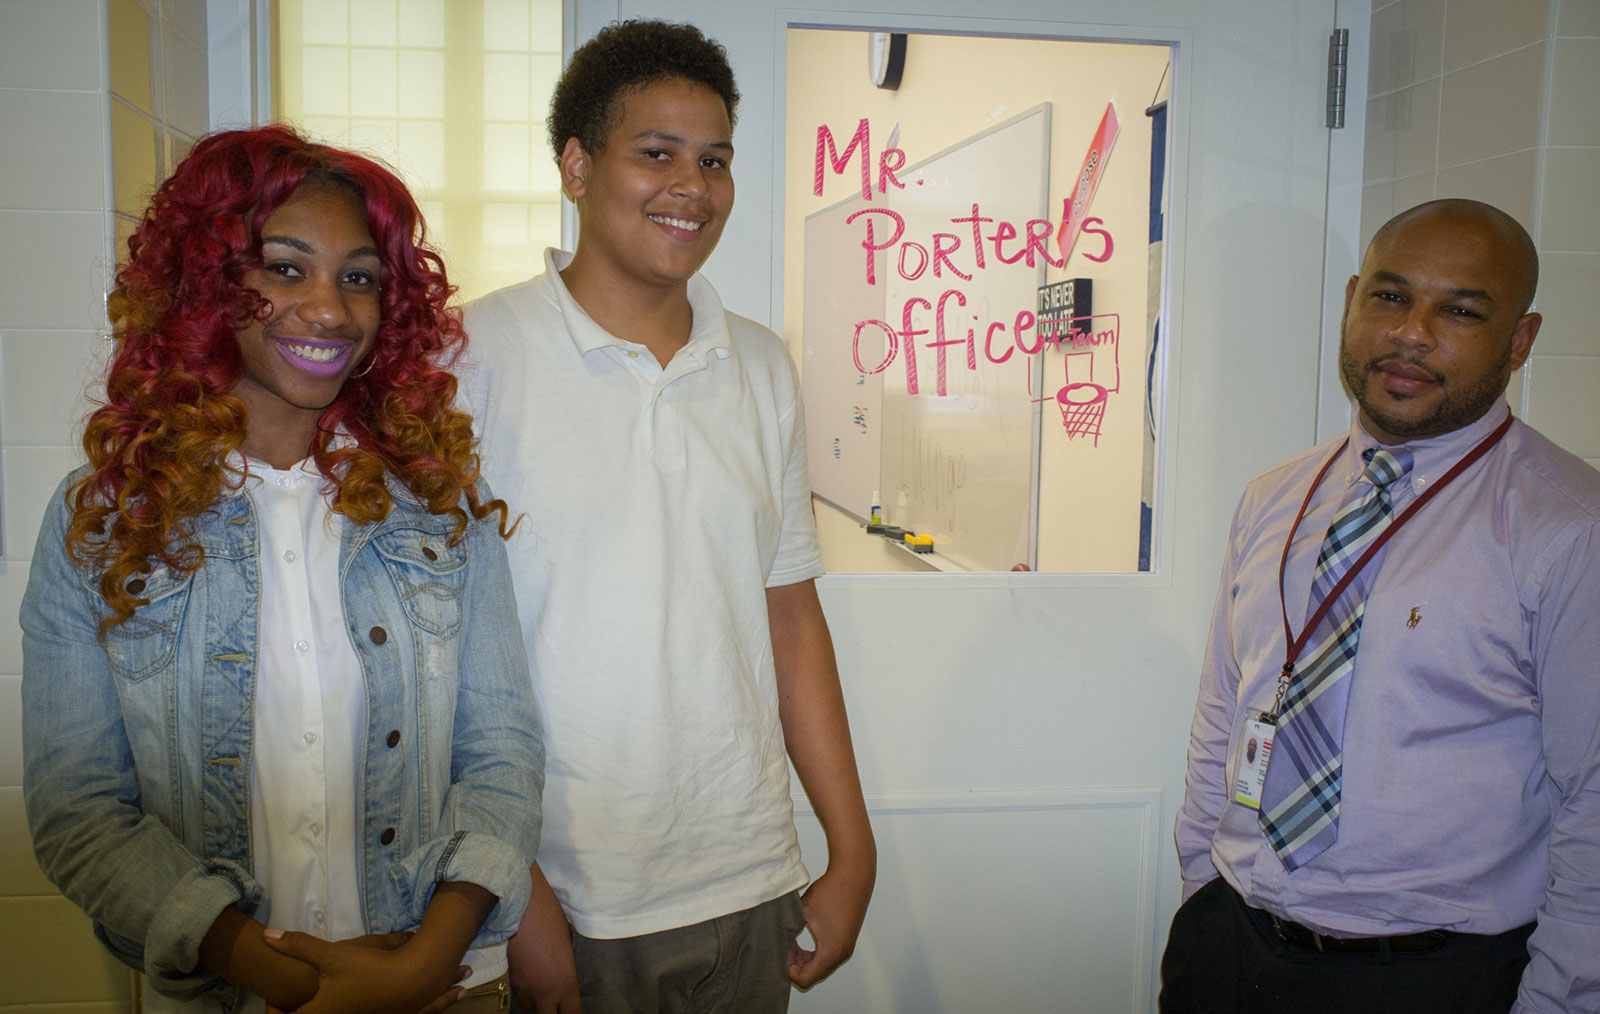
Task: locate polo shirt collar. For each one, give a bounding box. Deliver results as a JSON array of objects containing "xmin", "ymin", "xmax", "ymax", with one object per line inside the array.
[{"xmin": 538, "ymin": 247, "xmax": 734, "ymax": 360}]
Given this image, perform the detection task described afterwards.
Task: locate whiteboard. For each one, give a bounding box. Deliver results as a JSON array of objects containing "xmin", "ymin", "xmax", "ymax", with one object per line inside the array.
[
  {"xmin": 801, "ymin": 105, "xmax": 1049, "ymax": 570},
  {"xmin": 802, "ymin": 203, "xmax": 887, "ymax": 520}
]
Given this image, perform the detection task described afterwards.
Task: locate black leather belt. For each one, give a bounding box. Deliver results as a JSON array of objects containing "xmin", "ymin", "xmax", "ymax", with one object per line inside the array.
[{"xmin": 1268, "ymin": 914, "xmax": 1452, "ymax": 953}]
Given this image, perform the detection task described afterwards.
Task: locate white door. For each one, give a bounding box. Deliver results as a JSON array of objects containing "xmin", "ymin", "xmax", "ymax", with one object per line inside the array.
[{"xmin": 572, "ymin": 2, "xmax": 1347, "ymax": 1010}]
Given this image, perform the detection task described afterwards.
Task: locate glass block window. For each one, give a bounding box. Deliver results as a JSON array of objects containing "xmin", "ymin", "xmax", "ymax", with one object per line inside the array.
[{"xmin": 275, "ymin": 0, "xmax": 564, "ymax": 301}]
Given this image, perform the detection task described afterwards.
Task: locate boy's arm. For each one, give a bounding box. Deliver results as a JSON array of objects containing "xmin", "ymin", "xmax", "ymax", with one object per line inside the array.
[
  {"xmin": 506, "ymin": 862, "xmax": 581, "ymax": 1013},
  {"xmin": 767, "ymin": 578, "xmax": 876, "ymax": 989}
]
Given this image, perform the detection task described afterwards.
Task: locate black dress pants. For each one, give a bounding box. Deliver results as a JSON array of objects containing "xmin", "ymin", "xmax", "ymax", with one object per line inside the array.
[{"xmin": 1159, "ymin": 878, "xmax": 1534, "ymax": 1014}]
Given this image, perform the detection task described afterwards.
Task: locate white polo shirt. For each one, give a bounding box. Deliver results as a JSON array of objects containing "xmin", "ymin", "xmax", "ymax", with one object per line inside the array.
[{"xmin": 460, "ymin": 249, "xmax": 824, "ymax": 938}]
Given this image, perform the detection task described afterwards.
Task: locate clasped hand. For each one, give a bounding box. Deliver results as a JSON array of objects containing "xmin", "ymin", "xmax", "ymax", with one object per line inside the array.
[{"xmin": 262, "ymin": 928, "xmax": 471, "ymax": 1014}]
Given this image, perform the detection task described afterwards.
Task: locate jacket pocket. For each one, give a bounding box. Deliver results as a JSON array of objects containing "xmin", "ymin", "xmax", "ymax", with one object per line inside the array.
[
  {"xmin": 95, "ymin": 565, "xmax": 193, "ymax": 682},
  {"xmin": 371, "ymin": 527, "xmax": 467, "ymax": 637}
]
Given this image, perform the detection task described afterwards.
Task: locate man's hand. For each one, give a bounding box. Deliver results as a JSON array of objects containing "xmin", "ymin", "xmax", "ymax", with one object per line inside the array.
[
  {"xmin": 507, "ymin": 863, "xmax": 582, "ymax": 1012},
  {"xmin": 787, "ymin": 855, "xmax": 875, "ymax": 989},
  {"xmin": 768, "ymin": 579, "xmax": 877, "ymax": 990}
]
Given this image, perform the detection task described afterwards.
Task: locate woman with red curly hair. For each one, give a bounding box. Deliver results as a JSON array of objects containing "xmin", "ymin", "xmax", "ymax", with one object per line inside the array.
[{"xmin": 19, "ymin": 125, "xmax": 564, "ymax": 1014}]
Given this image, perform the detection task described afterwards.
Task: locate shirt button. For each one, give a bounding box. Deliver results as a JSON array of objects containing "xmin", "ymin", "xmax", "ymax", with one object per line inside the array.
[
  {"xmin": 309, "ymin": 822, "xmax": 322, "ymax": 837},
  {"xmin": 313, "ymin": 910, "xmax": 326, "ymax": 925},
  {"xmin": 627, "ymin": 350, "xmax": 640, "ymax": 358},
  {"xmin": 386, "ymin": 730, "xmax": 401, "ymax": 748},
  {"xmin": 422, "ymin": 545, "xmax": 437, "ymax": 561},
  {"xmin": 283, "ymin": 549, "xmax": 297, "ymax": 563},
  {"xmin": 126, "ymin": 577, "xmax": 147, "ymax": 595},
  {"xmin": 369, "ymin": 626, "xmax": 388, "ymax": 645},
  {"xmin": 275, "ymin": 476, "xmax": 290, "ymax": 488},
  {"xmin": 1416, "ymin": 477, "xmax": 1428, "ymax": 488},
  {"xmin": 294, "ymin": 639, "xmax": 309, "ymax": 654},
  {"xmin": 303, "ymin": 731, "xmax": 317, "ymax": 745},
  {"xmin": 380, "ymin": 827, "xmax": 396, "ymax": 846}
]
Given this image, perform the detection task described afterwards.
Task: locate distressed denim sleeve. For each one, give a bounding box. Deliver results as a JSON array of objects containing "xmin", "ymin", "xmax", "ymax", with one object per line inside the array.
[
  {"xmin": 20, "ymin": 478, "xmax": 260, "ymax": 1000},
  {"xmin": 386, "ymin": 502, "xmax": 542, "ymax": 945}
]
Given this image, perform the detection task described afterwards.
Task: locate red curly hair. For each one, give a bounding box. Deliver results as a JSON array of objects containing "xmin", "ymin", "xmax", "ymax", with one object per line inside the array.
[{"xmin": 70, "ymin": 124, "xmax": 510, "ymax": 630}]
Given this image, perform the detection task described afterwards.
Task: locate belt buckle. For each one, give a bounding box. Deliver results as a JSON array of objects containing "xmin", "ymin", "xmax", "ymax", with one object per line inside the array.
[{"xmin": 1270, "ymin": 912, "xmax": 1326, "ymax": 951}]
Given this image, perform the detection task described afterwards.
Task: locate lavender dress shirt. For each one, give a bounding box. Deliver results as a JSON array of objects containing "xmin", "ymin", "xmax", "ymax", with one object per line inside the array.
[{"xmin": 1175, "ymin": 402, "xmax": 1600, "ymax": 1013}]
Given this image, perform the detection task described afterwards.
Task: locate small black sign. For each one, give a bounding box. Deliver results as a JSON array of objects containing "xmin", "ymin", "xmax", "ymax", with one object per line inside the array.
[{"xmin": 1037, "ymin": 278, "xmax": 1092, "ymax": 323}]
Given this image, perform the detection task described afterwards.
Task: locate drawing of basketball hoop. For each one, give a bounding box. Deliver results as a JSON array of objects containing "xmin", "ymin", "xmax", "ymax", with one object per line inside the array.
[{"xmin": 1056, "ymin": 381, "xmax": 1108, "ymax": 444}]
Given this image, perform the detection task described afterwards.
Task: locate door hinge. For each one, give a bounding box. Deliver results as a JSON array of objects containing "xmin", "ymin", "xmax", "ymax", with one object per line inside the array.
[{"xmin": 1326, "ymin": 28, "xmax": 1349, "ymax": 129}]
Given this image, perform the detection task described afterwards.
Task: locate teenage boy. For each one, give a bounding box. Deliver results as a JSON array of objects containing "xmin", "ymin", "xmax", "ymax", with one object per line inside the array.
[{"xmin": 461, "ymin": 20, "xmax": 876, "ymax": 1014}]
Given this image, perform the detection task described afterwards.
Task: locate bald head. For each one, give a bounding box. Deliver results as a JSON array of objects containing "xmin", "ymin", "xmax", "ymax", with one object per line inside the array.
[
  {"xmin": 1340, "ymin": 198, "xmax": 1544, "ymax": 444},
  {"xmin": 1366, "ymin": 199, "xmax": 1539, "ymax": 315}
]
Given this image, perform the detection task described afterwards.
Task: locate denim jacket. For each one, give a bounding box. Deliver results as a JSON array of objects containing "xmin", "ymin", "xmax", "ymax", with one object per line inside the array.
[{"xmin": 21, "ymin": 469, "xmax": 541, "ymax": 1011}]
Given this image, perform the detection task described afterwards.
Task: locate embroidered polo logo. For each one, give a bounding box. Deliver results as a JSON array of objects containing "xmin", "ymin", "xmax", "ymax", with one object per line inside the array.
[{"xmin": 1407, "ymin": 605, "xmax": 1423, "ymax": 629}]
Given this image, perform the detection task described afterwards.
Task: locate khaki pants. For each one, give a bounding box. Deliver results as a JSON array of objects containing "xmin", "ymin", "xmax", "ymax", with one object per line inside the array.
[{"xmin": 520, "ymin": 892, "xmax": 805, "ymax": 1014}]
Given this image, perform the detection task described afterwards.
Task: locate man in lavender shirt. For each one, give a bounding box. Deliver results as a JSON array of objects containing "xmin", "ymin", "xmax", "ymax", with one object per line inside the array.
[{"xmin": 1161, "ymin": 200, "xmax": 1600, "ymax": 1013}]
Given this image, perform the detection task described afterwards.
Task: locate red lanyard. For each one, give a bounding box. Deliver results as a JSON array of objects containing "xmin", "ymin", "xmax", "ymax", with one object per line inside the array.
[{"xmin": 1270, "ymin": 414, "xmax": 1512, "ymax": 708}]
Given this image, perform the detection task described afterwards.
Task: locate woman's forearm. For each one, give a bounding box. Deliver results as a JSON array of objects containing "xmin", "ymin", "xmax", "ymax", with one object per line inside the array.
[{"xmin": 197, "ymin": 905, "xmax": 320, "ymax": 1009}]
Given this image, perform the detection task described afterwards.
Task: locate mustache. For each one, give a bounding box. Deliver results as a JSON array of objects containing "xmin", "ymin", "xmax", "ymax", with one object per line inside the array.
[{"xmin": 1364, "ymin": 353, "xmax": 1445, "ymax": 383}]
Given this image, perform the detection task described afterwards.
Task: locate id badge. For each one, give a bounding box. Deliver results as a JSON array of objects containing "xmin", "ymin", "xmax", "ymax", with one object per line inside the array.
[{"xmin": 1231, "ymin": 714, "xmax": 1276, "ymax": 810}]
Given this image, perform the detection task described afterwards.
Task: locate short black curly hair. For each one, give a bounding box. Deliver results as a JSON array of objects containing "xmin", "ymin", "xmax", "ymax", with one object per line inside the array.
[{"xmin": 548, "ymin": 20, "xmax": 740, "ymax": 162}]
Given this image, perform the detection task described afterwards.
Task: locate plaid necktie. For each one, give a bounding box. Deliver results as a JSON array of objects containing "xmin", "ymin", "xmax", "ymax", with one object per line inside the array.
[{"xmin": 1259, "ymin": 445, "xmax": 1413, "ymax": 870}]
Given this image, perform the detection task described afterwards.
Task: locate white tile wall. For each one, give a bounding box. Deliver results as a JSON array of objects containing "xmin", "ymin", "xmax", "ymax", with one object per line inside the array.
[
  {"xmin": 1368, "ymin": 0, "xmax": 1446, "ymax": 94},
  {"xmin": 0, "ymin": 561, "xmax": 29, "ymax": 673},
  {"xmin": 164, "ymin": 30, "xmax": 211, "ymax": 137},
  {"xmin": 1539, "ymin": 146, "xmax": 1600, "ymax": 250},
  {"xmin": 107, "ymin": 0, "xmax": 159, "ymax": 115},
  {"xmin": 0, "ymin": 676, "xmax": 21, "ymax": 786},
  {"xmin": 1364, "ymin": 77, "xmax": 1442, "ymax": 179},
  {"xmin": 1443, "ymin": 0, "xmax": 1552, "ymax": 70},
  {"xmin": 1557, "ymin": 0, "xmax": 1600, "ymax": 37},
  {"xmin": 1532, "ymin": 251, "xmax": 1600, "ymax": 355},
  {"xmin": 0, "ymin": 787, "xmax": 52, "ymax": 897},
  {"xmin": 0, "ymin": 91, "xmax": 108, "ymax": 210},
  {"xmin": 162, "ymin": 0, "xmax": 209, "ymax": 47},
  {"xmin": 1547, "ymin": 38, "xmax": 1600, "ymax": 144},
  {"xmin": 1, "ymin": 0, "xmax": 137, "ymax": 1004},
  {"xmin": 1530, "ymin": 355, "xmax": 1600, "ymax": 456},
  {"xmin": 1437, "ymin": 44, "xmax": 1546, "ymax": 166},
  {"xmin": 1361, "ymin": 0, "xmax": 1597, "ymax": 466},
  {"xmin": 0, "ymin": 1, "xmax": 208, "ymax": 1008},
  {"xmin": 110, "ymin": 98, "xmax": 162, "ymax": 217},
  {"xmin": 1392, "ymin": 169, "xmax": 1438, "ymax": 210},
  {"xmin": 1435, "ymin": 148, "xmax": 1540, "ymax": 231},
  {"xmin": 0, "ymin": 896, "xmax": 133, "ymax": 1006},
  {"xmin": 0, "ymin": 212, "xmax": 111, "ymax": 332},
  {"xmin": 0, "ymin": 448, "xmax": 74, "ymax": 566},
  {"xmin": 0, "ymin": 0, "xmax": 104, "ymax": 91},
  {"xmin": 1360, "ymin": 179, "xmax": 1398, "ymax": 241},
  {"xmin": 0, "ymin": 331, "xmax": 102, "ymax": 446}
]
